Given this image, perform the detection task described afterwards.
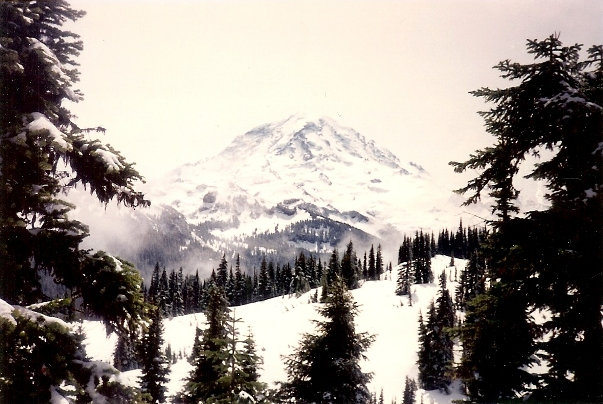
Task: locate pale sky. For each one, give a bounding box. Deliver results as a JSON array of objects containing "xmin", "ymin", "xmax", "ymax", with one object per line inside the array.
[{"xmin": 67, "ymin": 0, "xmax": 602, "ymax": 192}]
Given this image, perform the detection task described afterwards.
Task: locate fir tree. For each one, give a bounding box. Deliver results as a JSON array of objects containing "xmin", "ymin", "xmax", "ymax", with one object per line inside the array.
[
  {"xmin": 0, "ymin": 1, "xmax": 149, "ymax": 400},
  {"xmin": 216, "ymin": 254, "xmax": 228, "ymax": 289},
  {"xmin": 139, "ymin": 307, "xmax": 170, "ymax": 404},
  {"xmin": 368, "ymin": 245, "xmax": 376, "ymax": 280},
  {"xmin": 114, "ymin": 331, "xmax": 139, "ymax": 371},
  {"xmin": 281, "ymin": 276, "xmax": 374, "ymax": 403},
  {"xmin": 452, "ymin": 35, "xmax": 603, "ymax": 400},
  {"xmin": 402, "ymin": 376, "xmax": 417, "ymax": 404},
  {"xmin": 258, "ymin": 255, "xmax": 270, "ymax": 300},
  {"xmin": 341, "ymin": 240, "xmax": 359, "ymax": 290},
  {"xmin": 158, "ymin": 269, "xmax": 171, "ymax": 317},
  {"xmin": 182, "ymin": 285, "xmax": 231, "ymax": 402},
  {"xmin": 375, "ymin": 244, "xmax": 384, "ymax": 279},
  {"xmin": 148, "ymin": 262, "xmax": 161, "ymax": 302},
  {"xmin": 458, "ymin": 283, "xmax": 536, "ymax": 400},
  {"xmin": 234, "ymin": 256, "xmax": 244, "ymax": 306}
]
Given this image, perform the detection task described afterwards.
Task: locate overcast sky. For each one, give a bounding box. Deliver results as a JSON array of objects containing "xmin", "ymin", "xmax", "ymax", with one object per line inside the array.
[{"xmin": 68, "ymin": 0, "xmax": 602, "ymax": 191}]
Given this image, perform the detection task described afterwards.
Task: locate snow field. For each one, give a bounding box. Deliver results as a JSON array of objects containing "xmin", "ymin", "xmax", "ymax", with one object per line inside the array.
[{"xmin": 82, "ymin": 255, "xmax": 468, "ymax": 403}]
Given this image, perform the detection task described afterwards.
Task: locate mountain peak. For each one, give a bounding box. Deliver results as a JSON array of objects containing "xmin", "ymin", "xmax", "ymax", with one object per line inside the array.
[{"xmin": 232, "ymin": 114, "xmax": 403, "ymax": 170}]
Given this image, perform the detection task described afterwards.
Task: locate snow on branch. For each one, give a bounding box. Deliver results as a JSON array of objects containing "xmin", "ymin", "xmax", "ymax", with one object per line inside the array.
[{"xmin": 26, "ymin": 112, "xmax": 73, "ymax": 152}]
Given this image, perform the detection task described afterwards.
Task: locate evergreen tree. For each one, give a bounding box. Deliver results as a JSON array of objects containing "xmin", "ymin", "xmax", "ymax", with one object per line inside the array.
[
  {"xmin": 375, "ymin": 244, "xmax": 384, "ymax": 280},
  {"xmin": 182, "ymin": 285, "xmax": 230, "ymax": 402},
  {"xmin": 192, "ymin": 270, "xmax": 201, "ymax": 312},
  {"xmin": 258, "ymin": 255, "xmax": 270, "ymax": 300},
  {"xmin": 234, "ymin": 256, "xmax": 244, "ymax": 306},
  {"xmin": 139, "ymin": 307, "xmax": 170, "ymax": 404},
  {"xmin": 238, "ymin": 328, "xmax": 266, "ymax": 400},
  {"xmin": 455, "ymin": 250, "xmax": 485, "ymax": 310},
  {"xmin": 114, "ymin": 331, "xmax": 139, "ymax": 371},
  {"xmin": 368, "ymin": 245, "xmax": 376, "ymax": 280},
  {"xmin": 0, "ymin": 1, "xmax": 149, "ymax": 400},
  {"xmin": 281, "ymin": 276, "xmax": 374, "ymax": 403},
  {"xmin": 341, "ymin": 240, "xmax": 359, "ymax": 289},
  {"xmin": 327, "ymin": 248, "xmax": 340, "ymax": 285},
  {"xmin": 216, "ymin": 254, "xmax": 228, "ymax": 289},
  {"xmin": 292, "ymin": 254, "xmax": 311, "ymax": 296},
  {"xmin": 148, "ymin": 262, "xmax": 161, "ymax": 302},
  {"xmin": 395, "ymin": 248, "xmax": 413, "ymax": 297},
  {"xmin": 451, "ymin": 35, "xmax": 603, "ymax": 400},
  {"xmin": 458, "ymin": 283, "xmax": 536, "ymax": 400},
  {"xmin": 417, "ymin": 278, "xmax": 454, "ymax": 394},
  {"xmin": 158, "ymin": 269, "xmax": 171, "ymax": 317},
  {"xmin": 402, "ymin": 376, "xmax": 417, "ymax": 404},
  {"xmin": 171, "ymin": 267, "xmax": 185, "ymax": 316}
]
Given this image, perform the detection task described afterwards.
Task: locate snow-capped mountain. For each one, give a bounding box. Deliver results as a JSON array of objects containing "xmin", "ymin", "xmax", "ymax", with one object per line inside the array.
[
  {"xmin": 78, "ymin": 115, "xmax": 478, "ymax": 277},
  {"xmin": 150, "ymin": 114, "xmax": 440, "ymax": 237}
]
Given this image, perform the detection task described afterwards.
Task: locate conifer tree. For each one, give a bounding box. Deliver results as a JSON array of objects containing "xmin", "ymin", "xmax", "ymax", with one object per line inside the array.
[
  {"xmin": 158, "ymin": 269, "xmax": 171, "ymax": 317},
  {"xmin": 417, "ymin": 279, "xmax": 454, "ymax": 394},
  {"xmin": 148, "ymin": 262, "xmax": 161, "ymax": 302},
  {"xmin": 182, "ymin": 285, "xmax": 230, "ymax": 402},
  {"xmin": 216, "ymin": 254, "xmax": 228, "ymax": 289},
  {"xmin": 341, "ymin": 240, "xmax": 359, "ymax": 289},
  {"xmin": 402, "ymin": 376, "xmax": 417, "ymax": 404},
  {"xmin": 281, "ymin": 276, "xmax": 374, "ymax": 403},
  {"xmin": 238, "ymin": 328, "xmax": 266, "ymax": 400},
  {"xmin": 258, "ymin": 255, "xmax": 270, "ymax": 300},
  {"xmin": 139, "ymin": 306, "xmax": 170, "ymax": 404},
  {"xmin": 234, "ymin": 255, "xmax": 244, "ymax": 306},
  {"xmin": 376, "ymin": 244, "xmax": 384, "ymax": 279},
  {"xmin": 368, "ymin": 245, "xmax": 376, "ymax": 280},
  {"xmin": 452, "ymin": 35, "xmax": 602, "ymax": 400},
  {"xmin": 114, "ymin": 331, "xmax": 139, "ymax": 371},
  {"xmin": 0, "ymin": 2, "xmax": 149, "ymax": 400}
]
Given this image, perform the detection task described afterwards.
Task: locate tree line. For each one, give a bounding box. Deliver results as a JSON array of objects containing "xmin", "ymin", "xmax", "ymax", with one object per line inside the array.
[{"xmin": 143, "ymin": 241, "xmax": 391, "ymax": 318}]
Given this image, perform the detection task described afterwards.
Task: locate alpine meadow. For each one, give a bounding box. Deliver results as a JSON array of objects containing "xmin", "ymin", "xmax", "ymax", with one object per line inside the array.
[{"xmin": 1, "ymin": 1, "xmax": 601, "ymax": 404}]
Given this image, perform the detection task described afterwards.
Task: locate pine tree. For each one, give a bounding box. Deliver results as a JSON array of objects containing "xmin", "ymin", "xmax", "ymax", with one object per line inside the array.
[
  {"xmin": 139, "ymin": 307, "xmax": 170, "ymax": 404},
  {"xmin": 0, "ymin": 1, "xmax": 149, "ymax": 400},
  {"xmin": 281, "ymin": 276, "xmax": 374, "ymax": 403}
]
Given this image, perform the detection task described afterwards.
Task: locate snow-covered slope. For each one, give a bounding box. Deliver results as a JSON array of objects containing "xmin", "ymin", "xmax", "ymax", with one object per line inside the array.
[{"xmin": 82, "ymin": 255, "xmax": 468, "ymax": 403}]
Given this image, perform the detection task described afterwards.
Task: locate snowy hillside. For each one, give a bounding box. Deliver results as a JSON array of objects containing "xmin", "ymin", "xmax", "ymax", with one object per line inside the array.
[{"xmin": 82, "ymin": 255, "xmax": 468, "ymax": 403}]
